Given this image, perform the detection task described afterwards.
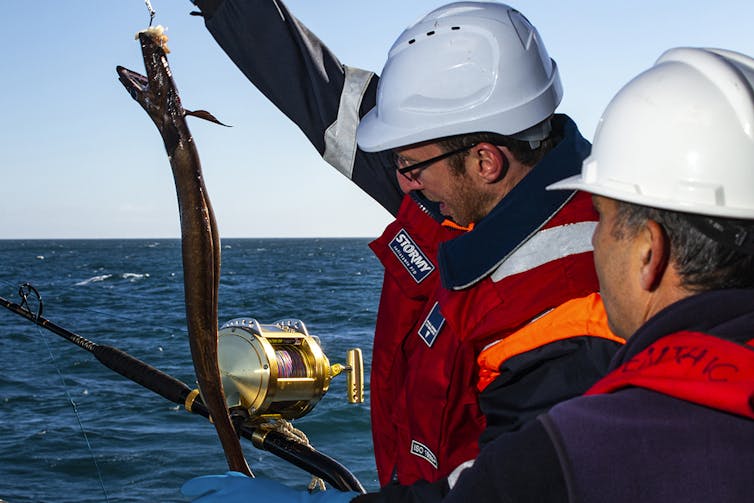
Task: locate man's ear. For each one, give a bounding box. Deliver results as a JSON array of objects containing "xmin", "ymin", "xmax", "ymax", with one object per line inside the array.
[
  {"xmin": 475, "ymin": 143, "xmax": 509, "ymax": 182},
  {"xmin": 639, "ymin": 219, "xmax": 671, "ymax": 291}
]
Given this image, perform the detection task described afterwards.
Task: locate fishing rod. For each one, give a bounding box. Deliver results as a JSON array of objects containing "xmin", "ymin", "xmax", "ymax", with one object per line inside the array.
[{"xmin": 0, "ymin": 283, "xmax": 365, "ymax": 493}]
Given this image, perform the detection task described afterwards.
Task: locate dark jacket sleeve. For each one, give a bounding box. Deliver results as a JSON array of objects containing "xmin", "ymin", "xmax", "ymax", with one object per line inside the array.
[
  {"xmin": 443, "ymin": 418, "xmax": 568, "ymax": 503},
  {"xmin": 478, "ymin": 336, "xmax": 620, "ymax": 445},
  {"xmin": 195, "ymin": 0, "xmax": 403, "ymax": 215},
  {"xmin": 353, "ymin": 478, "xmax": 448, "ymax": 503},
  {"xmin": 353, "ymin": 418, "xmax": 568, "ymax": 503}
]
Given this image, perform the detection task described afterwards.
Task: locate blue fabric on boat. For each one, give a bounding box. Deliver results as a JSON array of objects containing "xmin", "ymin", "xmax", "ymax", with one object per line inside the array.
[{"xmin": 181, "ymin": 471, "xmax": 359, "ymax": 503}]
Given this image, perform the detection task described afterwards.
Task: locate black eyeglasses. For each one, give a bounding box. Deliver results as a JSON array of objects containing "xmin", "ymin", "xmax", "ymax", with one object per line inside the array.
[{"xmin": 394, "ymin": 143, "xmax": 478, "ymax": 181}]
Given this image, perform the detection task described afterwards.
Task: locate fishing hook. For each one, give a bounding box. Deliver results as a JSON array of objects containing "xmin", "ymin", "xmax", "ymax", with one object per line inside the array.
[{"xmin": 18, "ymin": 282, "xmax": 43, "ymax": 320}]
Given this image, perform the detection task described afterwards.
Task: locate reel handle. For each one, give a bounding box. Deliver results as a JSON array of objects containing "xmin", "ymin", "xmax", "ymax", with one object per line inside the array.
[{"xmin": 345, "ymin": 348, "xmax": 364, "ymax": 404}]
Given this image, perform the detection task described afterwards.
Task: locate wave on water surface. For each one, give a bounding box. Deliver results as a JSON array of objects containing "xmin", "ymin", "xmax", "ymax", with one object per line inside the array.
[
  {"xmin": 75, "ymin": 274, "xmax": 114, "ymax": 286},
  {"xmin": 75, "ymin": 273, "xmax": 151, "ymax": 286}
]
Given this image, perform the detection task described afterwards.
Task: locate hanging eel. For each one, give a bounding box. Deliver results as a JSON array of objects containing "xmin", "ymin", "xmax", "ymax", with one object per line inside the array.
[{"xmin": 116, "ymin": 27, "xmax": 252, "ymax": 476}]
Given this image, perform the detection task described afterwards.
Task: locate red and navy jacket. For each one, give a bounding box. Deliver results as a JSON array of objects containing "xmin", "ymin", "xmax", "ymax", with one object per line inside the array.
[
  {"xmin": 200, "ymin": 0, "xmax": 623, "ymax": 492},
  {"xmin": 367, "ymin": 117, "xmax": 624, "ymax": 489},
  {"xmin": 443, "ymin": 289, "xmax": 754, "ymax": 503}
]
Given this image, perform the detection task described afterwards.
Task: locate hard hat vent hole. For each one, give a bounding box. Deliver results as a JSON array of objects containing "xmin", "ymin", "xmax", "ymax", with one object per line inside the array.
[{"xmin": 407, "ymin": 27, "xmax": 461, "ymax": 45}]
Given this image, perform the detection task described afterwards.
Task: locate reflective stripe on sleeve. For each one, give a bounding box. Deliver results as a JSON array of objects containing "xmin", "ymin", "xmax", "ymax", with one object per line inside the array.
[
  {"xmin": 323, "ymin": 65, "xmax": 375, "ymax": 178},
  {"xmin": 491, "ymin": 221, "xmax": 596, "ymax": 283},
  {"xmin": 447, "ymin": 459, "xmax": 476, "ymax": 489}
]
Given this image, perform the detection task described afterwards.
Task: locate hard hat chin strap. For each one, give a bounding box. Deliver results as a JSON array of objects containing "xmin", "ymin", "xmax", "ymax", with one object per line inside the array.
[
  {"xmin": 686, "ymin": 214, "xmax": 754, "ymax": 256},
  {"xmin": 510, "ymin": 118, "xmax": 553, "ymax": 150}
]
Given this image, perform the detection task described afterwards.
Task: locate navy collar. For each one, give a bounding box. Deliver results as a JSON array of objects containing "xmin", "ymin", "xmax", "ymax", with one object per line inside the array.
[
  {"xmin": 436, "ymin": 115, "xmax": 591, "ymax": 290},
  {"xmin": 610, "ymin": 288, "xmax": 754, "ymax": 371}
]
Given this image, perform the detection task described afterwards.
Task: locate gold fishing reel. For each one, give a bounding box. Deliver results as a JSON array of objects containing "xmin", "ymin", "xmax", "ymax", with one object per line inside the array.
[{"xmin": 210, "ymin": 317, "xmax": 363, "ymax": 422}]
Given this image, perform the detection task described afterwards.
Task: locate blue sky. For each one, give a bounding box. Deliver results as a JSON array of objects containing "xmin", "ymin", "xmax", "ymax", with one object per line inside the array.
[{"xmin": 2, "ymin": 0, "xmax": 753, "ymax": 239}]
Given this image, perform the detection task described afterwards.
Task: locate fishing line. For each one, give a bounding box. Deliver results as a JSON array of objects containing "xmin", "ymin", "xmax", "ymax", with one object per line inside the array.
[
  {"xmin": 20, "ymin": 284, "xmax": 112, "ymax": 503},
  {"xmin": 39, "ymin": 330, "xmax": 111, "ymax": 502}
]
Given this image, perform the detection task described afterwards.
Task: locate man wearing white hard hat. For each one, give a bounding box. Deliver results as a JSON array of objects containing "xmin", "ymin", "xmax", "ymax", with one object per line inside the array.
[
  {"xmin": 441, "ymin": 46, "xmax": 754, "ymax": 502},
  {"xmin": 183, "ymin": 1, "xmax": 623, "ymax": 501}
]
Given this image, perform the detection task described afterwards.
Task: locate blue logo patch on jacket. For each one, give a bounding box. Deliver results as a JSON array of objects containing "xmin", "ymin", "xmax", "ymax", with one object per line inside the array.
[
  {"xmin": 389, "ymin": 229, "xmax": 435, "ymax": 283},
  {"xmin": 418, "ymin": 302, "xmax": 445, "ymax": 347}
]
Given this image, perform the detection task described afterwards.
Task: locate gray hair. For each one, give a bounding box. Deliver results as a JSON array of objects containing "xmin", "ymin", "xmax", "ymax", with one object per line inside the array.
[{"xmin": 613, "ymin": 201, "xmax": 754, "ymax": 291}]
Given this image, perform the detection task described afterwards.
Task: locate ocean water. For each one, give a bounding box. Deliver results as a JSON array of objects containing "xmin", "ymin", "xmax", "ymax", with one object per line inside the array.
[{"xmin": 0, "ymin": 239, "xmax": 382, "ymax": 502}]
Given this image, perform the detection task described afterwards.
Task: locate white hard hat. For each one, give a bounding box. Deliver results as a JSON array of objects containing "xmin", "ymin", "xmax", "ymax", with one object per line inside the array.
[
  {"xmin": 548, "ymin": 47, "xmax": 754, "ymax": 220},
  {"xmin": 356, "ymin": 1, "xmax": 562, "ymax": 152}
]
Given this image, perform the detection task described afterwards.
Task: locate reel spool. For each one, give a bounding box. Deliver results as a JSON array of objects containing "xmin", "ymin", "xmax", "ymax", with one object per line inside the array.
[{"xmin": 212, "ymin": 318, "xmax": 363, "ymax": 422}]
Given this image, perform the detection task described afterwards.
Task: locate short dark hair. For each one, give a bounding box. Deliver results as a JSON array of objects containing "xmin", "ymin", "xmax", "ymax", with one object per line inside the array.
[
  {"xmin": 613, "ymin": 200, "xmax": 754, "ymax": 291},
  {"xmin": 435, "ymin": 122, "xmax": 558, "ymax": 174}
]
